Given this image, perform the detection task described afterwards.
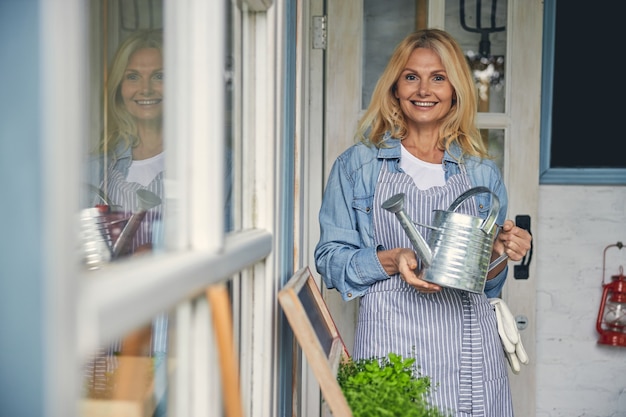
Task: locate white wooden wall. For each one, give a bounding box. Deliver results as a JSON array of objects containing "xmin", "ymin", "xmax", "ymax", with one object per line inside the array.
[{"xmin": 536, "ymin": 185, "xmax": 626, "ymax": 416}]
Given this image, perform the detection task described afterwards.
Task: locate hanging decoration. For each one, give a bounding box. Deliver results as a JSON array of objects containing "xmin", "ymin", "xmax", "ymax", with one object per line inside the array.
[{"xmin": 596, "ymin": 242, "xmax": 626, "ymax": 347}]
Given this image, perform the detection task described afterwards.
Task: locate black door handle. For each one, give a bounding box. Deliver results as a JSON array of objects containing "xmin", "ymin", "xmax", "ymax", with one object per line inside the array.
[{"xmin": 514, "ymin": 215, "xmax": 532, "ymax": 279}]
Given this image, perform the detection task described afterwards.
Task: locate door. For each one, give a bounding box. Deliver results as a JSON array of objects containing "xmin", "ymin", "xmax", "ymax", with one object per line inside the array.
[{"xmin": 321, "ymin": 1, "xmax": 541, "ymax": 415}]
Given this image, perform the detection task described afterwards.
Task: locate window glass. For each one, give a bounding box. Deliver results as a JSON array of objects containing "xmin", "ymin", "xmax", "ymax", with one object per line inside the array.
[
  {"xmin": 81, "ymin": 311, "xmax": 173, "ymax": 417},
  {"xmin": 547, "ymin": 0, "xmax": 625, "ymax": 169},
  {"xmin": 445, "ymin": 0, "xmax": 507, "ymax": 113},
  {"xmin": 484, "ymin": 128, "xmax": 505, "ymax": 173},
  {"xmin": 79, "ymin": 0, "xmax": 239, "ymax": 413},
  {"xmin": 80, "ymin": 2, "xmax": 173, "ymax": 415},
  {"xmin": 362, "ymin": 0, "xmax": 416, "ymax": 109},
  {"xmin": 225, "ymin": 0, "xmax": 235, "ymax": 232},
  {"xmin": 81, "ymin": 0, "xmax": 166, "ymax": 266}
]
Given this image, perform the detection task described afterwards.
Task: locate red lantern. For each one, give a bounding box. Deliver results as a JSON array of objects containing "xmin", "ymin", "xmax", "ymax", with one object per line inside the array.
[{"xmin": 596, "ymin": 242, "xmax": 626, "ymax": 347}]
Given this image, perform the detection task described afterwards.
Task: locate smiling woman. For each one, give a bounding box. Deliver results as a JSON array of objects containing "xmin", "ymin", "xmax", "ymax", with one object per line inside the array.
[
  {"xmin": 83, "ymin": 29, "xmax": 168, "ymax": 403},
  {"xmin": 314, "ymin": 28, "xmax": 532, "ymax": 417},
  {"xmin": 91, "ymin": 29, "xmax": 165, "ymax": 254}
]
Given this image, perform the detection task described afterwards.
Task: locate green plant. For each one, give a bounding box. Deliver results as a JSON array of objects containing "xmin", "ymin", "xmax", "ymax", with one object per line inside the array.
[{"xmin": 337, "ymin": 353, "xmax": 450, "ymax": 417}]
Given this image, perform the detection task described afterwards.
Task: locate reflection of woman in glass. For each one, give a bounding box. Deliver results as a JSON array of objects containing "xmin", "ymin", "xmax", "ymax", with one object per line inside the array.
[
  {"xmin": 93, "ymin": 28, "xmax": 165, "ymax": 256},
  {"xmin": 85, "ymin": 30, "xmax": 167, "ymax": 399}
]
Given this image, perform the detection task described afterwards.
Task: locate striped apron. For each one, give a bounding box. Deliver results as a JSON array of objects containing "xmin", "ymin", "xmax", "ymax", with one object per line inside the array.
[
  {"xmin": 102, "ymin": 167, "xmax": 165, "ymax": 253},
  {"xmin": 102, "ymin": 165, "xmax": 168, "ymax": 349},
  {"xmin": 352, "ymin": 159, "xmax": 513, "ymax": 417},
  {"xmin": 84, "ymin": 164, "xmax": 168, "ymax": 398}
]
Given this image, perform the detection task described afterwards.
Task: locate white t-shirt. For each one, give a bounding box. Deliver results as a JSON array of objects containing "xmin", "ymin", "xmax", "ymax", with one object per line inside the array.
[
  {"xmin": 400, "ymin": 144, "xmax": 446, "ymax": 190},
  {"xmin": 126, "ymin": 152, "xmax": 165, "ymax": 186}
]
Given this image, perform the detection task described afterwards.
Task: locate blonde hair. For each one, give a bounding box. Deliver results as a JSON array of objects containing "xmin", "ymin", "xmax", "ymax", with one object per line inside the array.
[
  {"xmin": 356, "ymin": 28, "xmax": 488, "ymax": 158},
  {"xmin": 99, "ymin": 29, "xmax": 163, "ymax": 157}
]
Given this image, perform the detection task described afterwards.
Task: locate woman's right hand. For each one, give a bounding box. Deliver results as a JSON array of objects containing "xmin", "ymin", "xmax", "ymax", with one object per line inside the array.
[{"xmin": 378, "ymin": 248, "xmax": 442, "ymax": 293}]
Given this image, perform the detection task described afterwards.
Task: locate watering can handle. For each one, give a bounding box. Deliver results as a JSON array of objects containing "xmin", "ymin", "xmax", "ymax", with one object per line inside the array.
[{"xmin": 447, "ymin": 186, "xmax": 500, "ymax": 234}]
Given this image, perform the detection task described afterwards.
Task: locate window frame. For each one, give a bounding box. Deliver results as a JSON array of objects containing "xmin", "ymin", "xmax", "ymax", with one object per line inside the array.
[{"xmin": 42, "ymin": 0, "xmax": 278, "ymax": 416}]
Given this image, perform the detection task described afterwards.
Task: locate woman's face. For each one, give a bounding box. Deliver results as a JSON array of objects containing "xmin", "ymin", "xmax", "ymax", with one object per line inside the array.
[
  {"xmin": 121, "ymin": 47, "xmax": 164, "ymax": 122},
  {"xmin": 394, "ymin": 47, "xmax": 455, "ymax": 129}
]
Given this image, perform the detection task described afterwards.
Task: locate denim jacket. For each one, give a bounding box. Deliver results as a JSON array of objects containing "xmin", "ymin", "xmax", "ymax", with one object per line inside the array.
[
  {"xmin": 85, "ymin": 144, "xmax": 133, "ymax": 207},
  {"xmin": 314, "ymin": 136, "xmax": 509, "ymax": 301}
]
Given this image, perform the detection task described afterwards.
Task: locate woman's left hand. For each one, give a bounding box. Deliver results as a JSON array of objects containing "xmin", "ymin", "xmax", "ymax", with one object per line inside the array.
[{"xmin": 493, "ymin": 219, "xmax": 532, "ymax": 262}]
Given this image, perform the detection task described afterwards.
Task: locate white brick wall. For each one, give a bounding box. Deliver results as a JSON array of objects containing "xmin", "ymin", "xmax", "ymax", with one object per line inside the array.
[{"xmin": 537, "ymin": 185, "xmax": 626, "ymax": 416}]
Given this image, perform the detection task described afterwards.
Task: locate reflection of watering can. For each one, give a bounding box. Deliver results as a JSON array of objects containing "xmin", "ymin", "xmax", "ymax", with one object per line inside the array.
[
  {"xmin": 111, "ymin": 189, "xmax": 162, "ymax": 258},
  {"xmin": 79, "ymin": 189, "xmax": 162, "ymax": 269},
  {"xmin": 382, "ymin": 186, "xmax": 507, "ymax": 293}
]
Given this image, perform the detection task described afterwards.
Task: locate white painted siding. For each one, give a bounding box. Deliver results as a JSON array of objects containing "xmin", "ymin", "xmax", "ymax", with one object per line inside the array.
[{"xmin": 537, "ymin": 185, "xmax": 626, "ymax": 416}]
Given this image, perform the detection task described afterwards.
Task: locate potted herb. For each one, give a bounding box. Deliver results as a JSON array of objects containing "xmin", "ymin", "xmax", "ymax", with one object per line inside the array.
[{"xmin": 337, "ymin": 353, "xmax": 450, "ymax": 417}]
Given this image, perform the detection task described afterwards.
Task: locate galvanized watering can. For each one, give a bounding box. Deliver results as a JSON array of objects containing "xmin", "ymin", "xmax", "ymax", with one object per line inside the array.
[{"xmin": 381, "ymin": 186, "xmax": 506, "ymax": 293}]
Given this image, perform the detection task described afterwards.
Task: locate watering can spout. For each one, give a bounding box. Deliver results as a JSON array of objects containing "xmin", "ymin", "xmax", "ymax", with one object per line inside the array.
[{"xmin": 381, "ymin": 193, "xmax": 433, "ymax": 267}]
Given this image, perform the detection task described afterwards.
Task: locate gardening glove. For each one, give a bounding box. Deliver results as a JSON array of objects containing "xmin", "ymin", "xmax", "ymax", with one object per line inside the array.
[{"xmin": 489, "ymin": 298, "xmax": 529, "ymax": 374}]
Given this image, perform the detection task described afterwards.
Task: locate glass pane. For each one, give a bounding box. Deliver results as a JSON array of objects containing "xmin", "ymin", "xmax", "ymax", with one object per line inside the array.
[
  {"xmin": 362, "ymin": 0, "xmax": 417, "ymax": 109},
  {"xmin": 483, "ymin": 128, "xmax": 505, "ymax": 173},
  {"xmin": 225, "ymin": 0, "xmax": 235, "ymax": 232},
  {"xmin": 81, "ymin": 311, "xmax": 173, "ymax": 417},
  {"xmin": 445, "ymin": 0, "xmax": 508, "ymax": 113},
  {"xmin": 80, "ymin": 2, "xmax": 173, "ymax": 416},
  {"xmin": 81, "ymin": 0, "xmax": 166, "ymax": 267}
]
